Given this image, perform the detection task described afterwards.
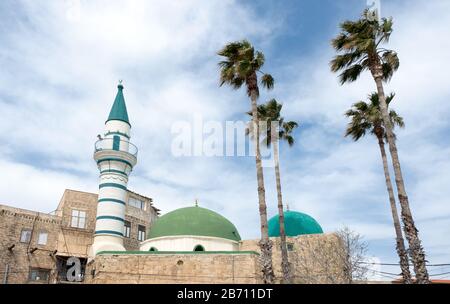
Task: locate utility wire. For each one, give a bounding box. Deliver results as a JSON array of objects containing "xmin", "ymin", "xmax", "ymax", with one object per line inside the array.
[
  {"xmin": 361, "ymin": 261, "xmax": 450, "ymax": 267},
  {"xmin": 429, "ymin": 271, "xmax": 450, "ymax": 277}
]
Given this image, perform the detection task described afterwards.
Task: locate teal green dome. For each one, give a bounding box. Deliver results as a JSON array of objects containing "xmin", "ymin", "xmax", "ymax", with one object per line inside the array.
[
  {"xmin": 147, "ymin": 206, "xmax": 241, "ymax": 242},
  {"xmin": 268, "ymin": 210, "xmax": 323, "ymax": 237}
]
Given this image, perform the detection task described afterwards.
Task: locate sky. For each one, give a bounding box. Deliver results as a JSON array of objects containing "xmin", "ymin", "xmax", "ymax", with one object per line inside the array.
[{"xmin": 1, "ymin": 0, "xmax": 450, "ymax": 281}]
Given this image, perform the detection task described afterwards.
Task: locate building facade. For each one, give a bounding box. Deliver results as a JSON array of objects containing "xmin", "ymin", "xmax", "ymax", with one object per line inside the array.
[
  {"xmin": 0, "ymin": 189, "xmax": 159, "ymax": 284},
  {"xmin": 84, "ymin": 233, "xmax": 345, "ymax": 284}
]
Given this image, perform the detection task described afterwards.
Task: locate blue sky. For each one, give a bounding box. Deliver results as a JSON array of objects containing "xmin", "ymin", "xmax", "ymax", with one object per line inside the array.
[{"xmin": 1, "ymin": 0, "xmax": 450, "ymax": 280}]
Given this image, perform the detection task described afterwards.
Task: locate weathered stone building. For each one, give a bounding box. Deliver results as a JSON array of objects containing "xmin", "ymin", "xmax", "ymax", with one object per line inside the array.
[
  {"xmin": 1, "ymin": 191, "xmax": 345, "ymax": 284},
  {"xmin": 84, "ymin": 251, "xmax": 261, "ymax": 284},
  {"xmin": 0, "ymin": 189, "xmax": 159, "ymax": 284},
  {"xmin": 83, "ymin": 233, "xmax": 345, "ymax": 284}
]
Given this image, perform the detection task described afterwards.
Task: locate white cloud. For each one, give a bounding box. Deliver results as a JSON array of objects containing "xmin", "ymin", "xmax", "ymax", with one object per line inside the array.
[
  {"xmin": 0, "ymin": 0, "xmax": 278, "ymax": 239},
  {"xmin": 0, "ymin": 158, "xmax": 96, "ymax": 212},
  {"xmin": 273, "ymin": 0, "xmax": 450, "ymax": 271},
  {"xmin": 0, "ymin": 0, "xmax": 449, "ymax": 277}
]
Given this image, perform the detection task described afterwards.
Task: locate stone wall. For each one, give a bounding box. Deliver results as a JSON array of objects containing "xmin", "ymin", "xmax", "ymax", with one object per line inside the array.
[
  {"xmin": 55, "ymin": 190, "xmax": 97, "ymax": 258},
  {"xmin": 84, "ymin": 252, "xmax": 261, "ymax": 284},
  {"xmin": 83, "ymin": 234, "xmax": 346, "ymax": 284},
  {"xmin": 0, "ymin": 205, "xmax": 61, "ymax": 284},
  {"xmin": 240, "ymin": 234, "xmax": 346, "ymax": 284},
  {"xmin": 0, "ymin": 189, "xmax": 157, "ymax": 284},
  {"xmin": 123, "ymin": 191, "xmax": 158, "ymax": 250},
  {"xmin": 56, "ymin": 189, "xmax": 158, "ymax": 253},
  {"xmin": 1, "ymin": 190, "xmax": 345, "ymax": 284}
]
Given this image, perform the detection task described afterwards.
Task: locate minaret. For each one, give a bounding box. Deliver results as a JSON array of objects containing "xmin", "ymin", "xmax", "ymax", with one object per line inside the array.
[{"xmin": 90, "ymin": 81, "xmax": 137, "ymax": 255}]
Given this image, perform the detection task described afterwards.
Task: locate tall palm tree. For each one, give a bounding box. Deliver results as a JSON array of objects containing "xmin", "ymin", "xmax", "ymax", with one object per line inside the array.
[
  {"xmin": 345, "ymin": 92, "xmax": 412, "ymax": 283},
  {"xmin": 247, "ymin": 99, "xmax": 298, "ymax": 284},
  {"xmin": 331, "ymin": 9, "xmax": 429, "ymax": 283},
  {"xmin": 218, "ymin": 40, "xmax": 275, "ymax": 283}
]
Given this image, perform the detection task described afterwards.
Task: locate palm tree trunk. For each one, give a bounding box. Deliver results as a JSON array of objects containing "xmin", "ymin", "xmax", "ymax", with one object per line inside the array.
[
  {"xmin": 376, "ymin": 133, "xmax": 412, "ymax": 283},
  {"xmin": 248, "ymin": 73, "xmax": 274, "ymax": 284},
  {"xmin": 272, "ymin": 134, "xmax": 292, "ymax": 284},
  {"xmin": 372, "ymin": 68, "xmax": 430, "ymax": 283}
]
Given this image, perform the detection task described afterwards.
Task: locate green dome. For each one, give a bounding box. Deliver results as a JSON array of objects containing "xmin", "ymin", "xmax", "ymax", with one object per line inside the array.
[
  {"xmin": 147, "ymin": 206, "xmax": 241, "ymax": 242},
  {"xmin": 268, "ymin": 210, "xmax": 323, "ymax": 237}
]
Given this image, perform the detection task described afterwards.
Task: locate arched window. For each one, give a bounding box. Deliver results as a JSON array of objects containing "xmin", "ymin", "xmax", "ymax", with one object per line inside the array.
[
  {"xmin": 149, "ymin": 247, "xmax": 158, "ymax": 252},
  {"xmin": 193, "ymin": 245, "xmax": 205, "ymax": 252}
]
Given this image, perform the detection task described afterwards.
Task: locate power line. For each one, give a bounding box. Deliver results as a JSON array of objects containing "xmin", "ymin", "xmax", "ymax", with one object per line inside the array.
[
  {"xmin": 367, "ymin": 269, "xmax": 401, "ymax": 277},
  {"xmin": 429, "ymin": 271, "xmax": 450, "ymax": 277},
  {"xmin": 361, "ymin": 262, "xmax": 450, "ymax": 267}
]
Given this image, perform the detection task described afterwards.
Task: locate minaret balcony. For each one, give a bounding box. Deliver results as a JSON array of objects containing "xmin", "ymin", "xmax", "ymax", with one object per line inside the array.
[{"xmin": 94, "ymin": 138, "xmax": 138, "ymax": 167}]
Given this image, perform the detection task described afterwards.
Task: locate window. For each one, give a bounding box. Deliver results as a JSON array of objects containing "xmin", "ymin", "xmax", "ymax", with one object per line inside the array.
[
  {"xmin": 129, "ymin": 197, "xmax": 146, "ymax": 210},
  {"xmin": 29, "ymin": 268, "xmax": 50, "ymax": 282},
  {"xmin": 20, "ymin": 229, "xmax": 32, "ymax": 243},
  {"xmin": 194, "ymin": 245, "xmax": 205, "ymax": 252},
  {"xmin": 71, "ymin": 210, "xmax": 86, "ymax": 229},
  {"xmin": 149, "ymin": 247, "xmax": 158, "ymax": 252},
  {"xmin": 138, "ymin": 225, "xmax": 146, "ymax": 241},
  {"xmin": 37, "ymin": 231, "xmax": 48, "ymax": 245},
  {"xmin": 287, "ymin": 243, "xmax": 294, "ymax": 251},
  {"xmin": 112, "ymin": 135, "xmax": 120, "ymax": 151},
  {"xmin": 124, "ymin": 221, "xmax": 131, "ymax": 238}
]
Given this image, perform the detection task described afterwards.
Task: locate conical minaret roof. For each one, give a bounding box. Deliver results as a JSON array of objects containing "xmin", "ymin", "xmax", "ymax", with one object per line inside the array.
[{"xmin": 106, "ymin": 82, "xmax": 130, "ymax": 126}]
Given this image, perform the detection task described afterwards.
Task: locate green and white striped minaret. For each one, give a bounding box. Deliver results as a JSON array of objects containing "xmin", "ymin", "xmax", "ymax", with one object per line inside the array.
[{"xmin": 91, "ymin": 81, "xmax": 138, "ymax": 255}]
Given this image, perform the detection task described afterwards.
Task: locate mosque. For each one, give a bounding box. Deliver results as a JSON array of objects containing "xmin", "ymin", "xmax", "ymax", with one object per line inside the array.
[
  {"xmin": 0, "ymin": 83, "xmax": 344, "ymax": 284},
  {"xmin": 90, "ymin": 82, "xmax": 324, "ymax": 253},
  {"xmin": 80, "ymin": 82, "xmax": 345, "ymax": 284}
]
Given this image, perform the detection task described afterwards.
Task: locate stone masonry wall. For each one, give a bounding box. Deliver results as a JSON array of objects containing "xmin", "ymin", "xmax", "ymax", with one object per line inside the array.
[
  {"xmin": 84, "ymin": 252, "xmax": 261, "ymax": 284},
  {"xmin": 240, "ymin": 234, "xmax": 346, "ymax": 284},
  {"xmin": 84, "ymin": 234, "xmax": 346, "ymax": 284},
  {"xmin": 0, "ymin": 205, "xmax": 61, "ymax": 284},
  {"xmin": 0, "ymin": 189, "xmax": 157, "ymax": 284}
]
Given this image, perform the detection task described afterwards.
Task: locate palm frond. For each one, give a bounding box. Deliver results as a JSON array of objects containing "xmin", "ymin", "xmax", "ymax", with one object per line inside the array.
[
  {"xmin": 381, "ymin": 50, "xmax": 399, "ymax": 73},
  {"xmin": 254, "ymin": 51, "xmax": 265, "ymax": 69},
  {"xmin": 261, "ymin": 74, "xmax": 274, "ymax": 90},
  {"xmin": 229, "ymin": 77, "xmax": 244, "ymax": 90},
  {"xmin": 330, "ymin": 52, "xmax": 365, "ymax": 72},
  {"xmin": 345, "ymin": 92, "xmax": 404, "ymax": 142},
  {"xmin": 385, "ymin": 92, "xmax": 396, "ymax": 105},
  {"xmin": 339, "ymin": 64, "xmax": 365, "ymax": 84},
  {"xmin": 331, "ymin": 33, "xmax": 349, "ymax": 51},
  {"xmin": 389, "ymin": 110, "xmax": 405, "ymax": 128},
  {"xmin": 331, "ymin": 10, "xmax": 399, "ymax": 84},
  {"xmin": 246, "ymin": 99, "xmax": 298, "ymax": 147},
  {"xmin": 285, "ymin": 135, "xmax": 295, "ymax": 146}
]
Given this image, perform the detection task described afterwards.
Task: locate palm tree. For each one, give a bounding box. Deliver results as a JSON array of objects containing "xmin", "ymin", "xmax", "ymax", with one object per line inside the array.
[
  {"xmin": 345, "ymin": 92, "xmax": 412, "ymax": 283},
  {"xmin": 247, "ymin": 99, "xmax": 298, "ymax": 284},
  {"xmin": 331, "ymin": 10, "xmax": 429, "ymax": 283},
  {"xmin": 218, "ymin": 40, "xmax": 275, "ymax": 283}
]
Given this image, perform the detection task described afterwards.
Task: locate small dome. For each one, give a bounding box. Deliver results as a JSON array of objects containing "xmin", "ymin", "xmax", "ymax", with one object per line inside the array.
[
  {"xmin": 147, "ymin": 206, "xmax": 241, "ymax": 242},
  {"xmin": 268, "ymin": 210, "xmax": 323, "ymax": 237}
]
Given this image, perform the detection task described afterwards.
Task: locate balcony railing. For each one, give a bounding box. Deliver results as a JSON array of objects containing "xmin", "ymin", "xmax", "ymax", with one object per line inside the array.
[{"xmin": 94, "ymin": 138, "xmax": 138, "ymax": 157}]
